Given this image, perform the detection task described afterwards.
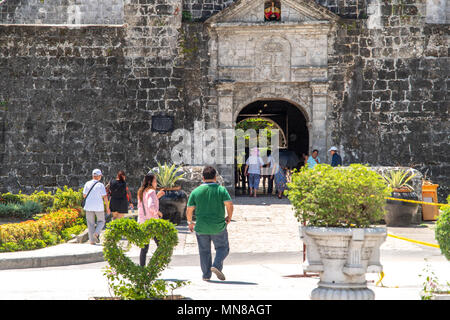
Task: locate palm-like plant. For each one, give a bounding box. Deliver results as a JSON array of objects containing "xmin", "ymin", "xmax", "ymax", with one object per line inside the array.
[
  {"xmin": 383, "ymin": 169, "xmax": 416, "ymax": 191},
  {"xmin": 150, "ymin": 162, "xmax": 185, "ymax": 189}
]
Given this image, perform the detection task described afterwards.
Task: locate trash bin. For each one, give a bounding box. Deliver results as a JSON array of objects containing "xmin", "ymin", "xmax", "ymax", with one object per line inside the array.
[{"xmin": 422, "ymin": 184, "xmax": 439, "ymax": 221}]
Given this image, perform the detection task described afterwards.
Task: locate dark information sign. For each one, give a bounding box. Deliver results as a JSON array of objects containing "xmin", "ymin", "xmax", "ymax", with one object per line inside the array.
[{"xmin": 151, "ymin": 115, "xmax": 174, "ymax": 133}]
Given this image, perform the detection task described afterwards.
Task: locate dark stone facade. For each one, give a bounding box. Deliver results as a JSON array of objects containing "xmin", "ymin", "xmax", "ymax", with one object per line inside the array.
[{"xmin": 0, "ymin": 0, "xmax": 448, "ymax": 202}]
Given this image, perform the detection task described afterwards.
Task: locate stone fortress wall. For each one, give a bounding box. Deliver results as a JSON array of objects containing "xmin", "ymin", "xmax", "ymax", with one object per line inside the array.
[
  {"xmin": 0, "ymin": 0, "xmax": 124, "ymax": 25},
  {"xmin": 0, "ymin": 0, "xmax": 448, "ymax": 201}
]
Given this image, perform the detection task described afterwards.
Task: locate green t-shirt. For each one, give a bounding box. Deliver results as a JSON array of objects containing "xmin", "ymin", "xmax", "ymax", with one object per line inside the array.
[{"xmin": 187, "ymin": 183, "xmax": 232, "ymax": 235}]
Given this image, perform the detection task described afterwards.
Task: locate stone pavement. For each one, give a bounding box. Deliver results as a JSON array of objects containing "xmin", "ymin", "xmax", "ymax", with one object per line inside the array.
[{"xmin": 0, "ymin": 195, "xmax": 448, "ymax": 300}]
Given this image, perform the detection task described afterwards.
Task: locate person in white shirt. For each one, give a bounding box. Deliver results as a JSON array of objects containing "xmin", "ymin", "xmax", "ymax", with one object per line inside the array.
[
  {"xmin": 262, "ymin": 150, "xmax": 275, "ymax": 195},
  {"xmin": 82, "ymin": 169, "xmax": 111, "ymax": 245},
  {"xmin": 244, "ymin": 148, "xmax": 264, "ymax": 198}
]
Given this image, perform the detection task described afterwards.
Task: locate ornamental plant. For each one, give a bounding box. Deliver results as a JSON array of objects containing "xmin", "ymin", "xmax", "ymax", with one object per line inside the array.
[
  {"xmin": 286, "ymin": 164, "xmax": 391, "ymax": 228},
  {"xmin": 0, "ymin": 192, "xmax": 24, "ymax": 205},
  {"xmin": 435, "ymin": 198, "xmax": 450, "ymax": 260},
  {"xmin": 103, "ymin": 218, "xmax": 188, "ymax": 300},
  {"xmin": 28, "ymin": 190, "xmax": 54, "ymax": 212},
  {"xmin": 0, "ymin": 201, "xmax": 42, "ymax": 220},
  {"xmin": 0, "ymin": 207, "xmax": 83, "ymax": 252},
  {"xmin": 382, "ymin": 168, "xmax": 416, "ymax": 191},
  {"xmin": 150, "ymin": 162, "xmax": 185, "ymax": 189},
  {"xmin": 52, "ymin": 186, "xmax": 83, "ymax": 211}
]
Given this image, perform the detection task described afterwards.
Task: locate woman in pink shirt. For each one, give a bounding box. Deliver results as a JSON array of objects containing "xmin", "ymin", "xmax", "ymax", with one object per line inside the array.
[{"xmin": 137, "ymin": 173, "xmax": 165, "ymax": 267}]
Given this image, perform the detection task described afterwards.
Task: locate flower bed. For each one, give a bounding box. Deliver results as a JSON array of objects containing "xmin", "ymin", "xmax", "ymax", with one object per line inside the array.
[
  {"xmin": 0, "ymin": 201, "xmax": 43, "ymax": 220},
  {"xmin": 0, "ymin": 207, "xmax": 84, "ymax": 252}
]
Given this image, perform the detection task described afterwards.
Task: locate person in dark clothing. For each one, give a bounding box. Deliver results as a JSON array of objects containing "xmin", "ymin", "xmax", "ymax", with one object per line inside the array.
[
  {"xmin": 107, "ymin": 170, "xmax": 133, "ymax": 220},
  {"xmin": 329, "ymin": 147, "xmax": 342, "ymax": 167}
]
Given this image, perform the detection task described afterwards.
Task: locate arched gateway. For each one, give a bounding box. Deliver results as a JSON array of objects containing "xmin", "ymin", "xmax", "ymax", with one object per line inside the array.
[{"xmin": 205, "ymin": 0, "xmax": 339, "ymax": 194}]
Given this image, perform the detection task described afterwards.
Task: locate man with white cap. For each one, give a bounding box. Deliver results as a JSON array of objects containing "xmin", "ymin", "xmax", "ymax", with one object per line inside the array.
[
  {"xmin": 328, "ymin": 147, "xmax": 342, "ymax": 167},
  {"xmin": 82, "ymin": 169, "xmax": 111, "ymax": 245}
]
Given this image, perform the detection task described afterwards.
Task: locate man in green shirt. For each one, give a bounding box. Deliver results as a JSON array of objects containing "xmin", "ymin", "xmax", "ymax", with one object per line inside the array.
[{"xmin": 186, "ymin": 166, "xmax": 234, "ymax": 281}]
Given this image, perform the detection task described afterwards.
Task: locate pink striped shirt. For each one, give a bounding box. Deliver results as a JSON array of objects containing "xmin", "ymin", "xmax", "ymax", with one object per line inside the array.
[{"xmin": 138, "ymin": 189, "xmax": 159, "ymax": 223}]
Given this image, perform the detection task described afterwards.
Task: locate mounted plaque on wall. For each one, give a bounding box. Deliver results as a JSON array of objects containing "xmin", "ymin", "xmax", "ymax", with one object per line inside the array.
[{"xmin": 151, "ymin": 115, "xmax": 174, "ymax": 133}]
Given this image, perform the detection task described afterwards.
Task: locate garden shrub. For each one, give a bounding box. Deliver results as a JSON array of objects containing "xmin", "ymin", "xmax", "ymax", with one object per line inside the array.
[
  {"xmin": 0, "ymin": 201, "xmax": 43, "ymax": 220},
  {"xmin": 0, "ymin": 207, "xmax": 82, "ymax": 252},
  {"xmin": 52, "ymin": 186, "xmax": 83, "ymax": 211},
  {"xmin": 435, "ymin": 199, "xmax": 450, "ymax": 260},
  {"xmin": 28, "ymin": 191, "xmax": 54, "ymax": 212},
  {"xmin": 0, "ymin": 192, "xmax": 24, "ymax": 205},
  {"xmin": 103, "ymin": 218, "xmax": 187, "ymax": 300},
  {"xmin": 286, "ymin": 164, "xmax": 391, "ymax": 228}
]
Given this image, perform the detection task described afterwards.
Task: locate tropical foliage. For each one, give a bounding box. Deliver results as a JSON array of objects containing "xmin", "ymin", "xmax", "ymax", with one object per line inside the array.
[
  {"xmin": 0, "ymin": 201, "xmax": 42, "ymax": 220},
  {"xmin": 382, "ymin": 168, "xmax": 416, "ymax": 191},
  {"xmin": 150, "ymin": 162, "xmax": 185, "ymax": 189},
  {"xmin": 286, "ymin": 164, "xmax": 391, "ymax": 228}
]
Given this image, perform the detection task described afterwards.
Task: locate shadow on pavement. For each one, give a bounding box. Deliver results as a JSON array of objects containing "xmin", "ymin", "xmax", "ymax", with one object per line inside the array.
[{"xmin": 205, "ymin": 280, "xmax": 258, "ymax": 285}]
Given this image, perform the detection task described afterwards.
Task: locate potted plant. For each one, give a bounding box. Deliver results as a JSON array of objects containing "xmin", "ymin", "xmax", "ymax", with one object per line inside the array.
[
  {"xmin": 382, "ymin": 168, "xmax": 419, "ymax": 226},
  {"xmin": 286, "ymin": 164, "xmax": 390, "ymax": 300},
  {"xmin": 149, "ymin": 162, "xmax": 187, "ymax": 225},
  {"xmin": 421, "ymin": 198, "xmax": 450, "ymax": 300}
]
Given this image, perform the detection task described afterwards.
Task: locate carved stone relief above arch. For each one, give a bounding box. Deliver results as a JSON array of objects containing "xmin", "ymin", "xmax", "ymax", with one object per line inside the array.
[{"xmin": 255, "ymin": 36, "xmax": 291, "ymax": 82}]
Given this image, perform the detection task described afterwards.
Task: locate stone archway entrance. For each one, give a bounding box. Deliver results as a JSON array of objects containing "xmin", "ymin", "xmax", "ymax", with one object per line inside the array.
[
  {"xmin": 234, "ymin": 99, "xmax": 309, "ymax": 195},
  {"xmin": 205, "ymin": 0, "xmax": 339, "ymax": 194},
  {"xmin": 213, "ymin": 81, "xmax": 330, "ymax": 195}
]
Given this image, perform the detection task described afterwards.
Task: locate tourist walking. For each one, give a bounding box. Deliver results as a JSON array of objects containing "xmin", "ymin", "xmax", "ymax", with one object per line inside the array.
[
  {"xmin": 186, "ymin": 166, "xmax": 233, "ymax": 281},
  {"xmin": 272, "ymin": 162, "xmax": 288, "ymax": 199},
  {"xmin": 82, "ymin": 169, "xmax": 111, "ymax": 245},
  {"xmin": 244, "ymin": 147, "xmax": 264, "ymax": 197},
  {"xmin": 305, "ymin": 149, "xmax": 321, "ymax": 169},
  {"xmin": 137, "ymin": 173, "xmax": 165, "ymax": 267},
  {"xmin": 262, "ymin": 150, "xmax": 275, "ymax": 195},
  {"xmin": 107, "ymin": 170, "xmax": 133, "ymax": 220},
  {"xmin": 329, "ymin": 146, "xmax": 342, "ymax": 167}
]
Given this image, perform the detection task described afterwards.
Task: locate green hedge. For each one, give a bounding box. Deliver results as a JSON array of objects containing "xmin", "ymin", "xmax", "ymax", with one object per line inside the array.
[
  {"xmin": 52, "ymin": 186, "xmax": 83, "ymax": 211},
  {"xmin": 0, "ymin": 201, "xmax": 43, "ymax": 220},
  {"xmin": 286, "ymin": 164, "xmax": 391, "ymax": 228},
  {"xmin": 103, "ymin": 218, "xmax": 187, "ymax": 300},
  {"xmin": 0, "ymin": 192, "xmax": 24, "ymax": 205},
  {"xmin": 0, "ymin": 187, "xmax": 82, "ymax": 221},
  {"xmin": 28, "ymin": 191, "xmax": 54, "ymax": 212},
  {"xmin": 435, "ymin": 197, "xmax": 450, "ymax": 260}
]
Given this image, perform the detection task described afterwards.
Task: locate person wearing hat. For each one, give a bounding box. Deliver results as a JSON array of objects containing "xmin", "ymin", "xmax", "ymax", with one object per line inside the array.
[
  {"xmin": 82, "ymin": 169, "xmax": 111, "ymax": 245},
  {"xmin": 329, "ymin": 147, "xmax": 342, "ymax": 167}
]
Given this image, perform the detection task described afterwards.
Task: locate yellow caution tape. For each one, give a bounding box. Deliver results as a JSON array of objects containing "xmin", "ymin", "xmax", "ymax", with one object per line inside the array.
[
  {"xmin": 376, "ymin": 271, "xmax": 385, "ymax": 287},
  {"xmin": 387, "ymin": 233, "xmax": 440, "ymax": 248},
  {"xmin": 375, "ymin": 271, "xmax": 399, "ymax": 288},
  {"xmin": 385, "ymin": 197, "xmax": 447, "ymax": 207},
  {"xmin": 375, "ymin": 235, "xmax": 440, "ymax": 288},
  {"xmin": 374, "ymin": 234, "xmax": 440, "ymax": 288}
]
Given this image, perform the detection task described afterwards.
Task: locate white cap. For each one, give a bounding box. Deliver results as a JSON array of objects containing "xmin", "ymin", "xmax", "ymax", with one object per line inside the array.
[
  {"xmin": 328, "ymin": 146, "xmax": 338, "ymax": 152},
  {"xmin": 92, "ymin": 169, "xmax": 102, "ymax": 176}
]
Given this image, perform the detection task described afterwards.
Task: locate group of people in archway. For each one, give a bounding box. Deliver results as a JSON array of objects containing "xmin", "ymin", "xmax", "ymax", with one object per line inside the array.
[
  {"xmin": 303, "ymin": 146, "xmax": 342, "ymax": 170},
  {"xmin": 238, "ymin": 146, "xmax": 342, "ymax": 198}
]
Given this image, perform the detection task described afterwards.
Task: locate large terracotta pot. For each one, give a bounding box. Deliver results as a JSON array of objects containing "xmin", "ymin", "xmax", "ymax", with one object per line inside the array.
[
  {"xmin": 384, "ymin": 189, "xmax": 419, "ymax": 226},
  {"xmin": 300, "ymin": 226, "xmax": 387, "ymax": 300}
]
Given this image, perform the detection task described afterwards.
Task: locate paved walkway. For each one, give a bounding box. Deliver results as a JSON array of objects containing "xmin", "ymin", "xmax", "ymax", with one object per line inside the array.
[{"xmin": 0, "ymin": 195, "xmax": 448, "ymax": 300}]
